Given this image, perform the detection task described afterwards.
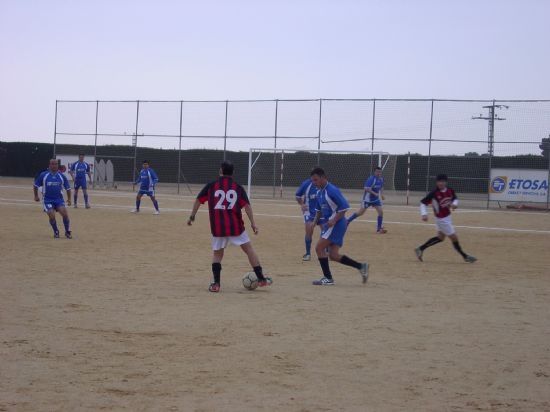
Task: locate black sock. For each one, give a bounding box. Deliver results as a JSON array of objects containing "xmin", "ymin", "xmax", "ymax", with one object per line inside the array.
[
  {"xmin": 253, "ymin": 266, "xmax": 265, "ymax": 281},
  {"xmin": 212, "ymin": 263, "xmax": 221, "ymax": 284},
  {"xmin": 340, "ymin": 255, "xmax": 362, "ymax": 270},
  {"xmin": 420, "ymin": 236, "xmax": 443, "ymax": 251},
  {"xmin": 318, "ymin": 257, "xmax": 332, "ymax": 279},
  {"xmin": 452, "ymin": 240, "xmax": 468, "ymax": 258}
]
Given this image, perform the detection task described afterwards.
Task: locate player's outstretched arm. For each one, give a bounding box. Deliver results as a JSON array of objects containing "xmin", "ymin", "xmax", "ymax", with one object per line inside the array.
[
  {"xmin": 33, "ymin": 186, "xmax": 40, "ymax": 202},
  {"xmin": 187, "ymin": 199, "xmax": 201, "ymax": 226},
  {"xmin": 244, "ymin": 204, "xmax": 258, "ymax": 234},
  {"xmin": 328, "ymin": 210, "xmax": 346, "ymax": 227}
]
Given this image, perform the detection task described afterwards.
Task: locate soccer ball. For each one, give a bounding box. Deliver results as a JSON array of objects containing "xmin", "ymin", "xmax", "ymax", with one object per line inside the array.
[{"xmin": 242, "ymin": 272, "xmax": 259, "ymax": 290}]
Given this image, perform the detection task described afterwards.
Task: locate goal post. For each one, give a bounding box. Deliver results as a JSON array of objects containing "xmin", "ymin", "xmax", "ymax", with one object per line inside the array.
[{"xmin": 247, "ymin": 148, "xmax": 395, "ymax": 200}]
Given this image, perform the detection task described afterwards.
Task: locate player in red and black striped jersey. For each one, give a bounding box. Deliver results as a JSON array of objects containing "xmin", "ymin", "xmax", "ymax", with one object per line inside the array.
[
  {"xmin": 415, "ymin": 174, "xmax": 477, "ymax": 263},
  {"xmin": 187, "ymin": 161, "xmax": 272, "ymax": 293}
]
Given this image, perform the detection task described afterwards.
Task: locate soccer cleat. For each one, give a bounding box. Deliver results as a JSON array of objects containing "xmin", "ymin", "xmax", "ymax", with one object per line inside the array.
[
  {"xmin": 73, "ymin": 204, "xmax": 78, "ymax": 208},
  {"xmin": 53, "ymin": 231, "xmax": 60, "ymax": 239},
  {"xmin": 208, "ymin": 282, "xmax": 220, "ymax": 293},
  {"xmin": 415, "ymin": 247, "xmax": 423, "ymax": 262},
  {"xmin": 302, "ymin": 254, "xmax": 311, "ymax": 261},
  {"xmin": 258, "ymin": 277, "xmax": 273, "ymax": 287},
  {"xmin": 65, "ymin": 231, "xmax": 72, "ymax": 239},
  {"xmin": 130, "ymin": 209, "xmax": 139, "ymax": 213},
  {"xmin": 376, "ymin": 228, "xmax": 387, "ymax": 234},
  {"xmin": 464, "ymin": 255, "xmax": 477, "ymax": 263},
  {"xmin": 312, "ymin": 277, "xmax": 335, "ymax": 286},
  {"xmin": 85, "ymin": 204, "xmax": 91, "ymax": 209},
  {"xmin": 153, "ymin": 210, "xmax": 160, "ymax": 215},
  {"xmin": 360, "ymin": 263, "xmax": 369, "ymax": 283}
]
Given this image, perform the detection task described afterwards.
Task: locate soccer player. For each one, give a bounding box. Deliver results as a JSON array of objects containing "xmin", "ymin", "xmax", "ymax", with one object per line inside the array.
[
  {"xmin": 33, "ymin": 159, "xmax": 73, "ymax": 239},
  {"xmin": 131, "ymin": 160, "xmax": 160, "ymax": 214},
  {"xmin": 187, "ymin": 160, "xmax": 273, "ymax": 293},
  {"xmin": 310, "ymin": 167, "xmax": 369, "ymax": 285},
  {"xmin": 347, "ymin": 166, "xmax": 387, "ymax": 233},
  {"xmin": 295, "ymin": 177, "xmax": 321, "ymax": 261},
  {"xmin": 415, "ymin": 174, "xmax": 477, "ymax": 263},
  {"xmin": 69, "ymin": 153, "xmax": 92, "ymax": 209}
]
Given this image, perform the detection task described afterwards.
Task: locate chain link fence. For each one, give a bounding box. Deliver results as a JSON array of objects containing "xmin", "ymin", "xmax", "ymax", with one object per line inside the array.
[{"xmin": 48, "ymin": 99, "xmax": 550, "ymax": 209}]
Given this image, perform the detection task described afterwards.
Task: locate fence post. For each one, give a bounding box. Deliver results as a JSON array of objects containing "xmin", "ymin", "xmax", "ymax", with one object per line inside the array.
[
  {"xmin": 406, "ymin": 152, "xmax": 411, "ymax": 206},
  {"xmin": 53, "ymin": 100, "xmax": 58, "ymax": 158},
  {"xmin": 547, "ymin": 148, "xmax": 550, "ymax": 211},
  {"xmin": 317, "ymin": 99, "xmax": 322, "ymax": 164},
  {"xmin": 178, "ymin": 100, "xmax": 183, "ymax": 195},
  {"xmin": 425, "ymin": 99, "xmax": 434, "ymax": 192},
  {"xmin": 93, "ymin": 100, "xmax": 99, "ymax": 189},
  {"xmin": 273, "ymin": 99, "xmax": 279, "ymax": 198},
  {"xmin": 247, "ymin": 148, "xmax": 253, "ymax": 200},
  {"xmin": 132, "ymin": 100, "xmax": 140, "ymax": 191},
  {"xmin": 370, "ymin": 99, "xmax": 376, "ymax": 172},
  {"xmin": 486, "ymin": 99, "xmax": 496, "ymax": 209},
  {"xmin": 223, "ymin": 100, "xmax": 229, "ymax": 160}
]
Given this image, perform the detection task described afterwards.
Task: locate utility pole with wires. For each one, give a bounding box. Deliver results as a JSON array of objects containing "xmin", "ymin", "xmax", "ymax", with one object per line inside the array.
[{"xmin": 472, "ymin": 102, "xmax": 509, "ymax": 156}]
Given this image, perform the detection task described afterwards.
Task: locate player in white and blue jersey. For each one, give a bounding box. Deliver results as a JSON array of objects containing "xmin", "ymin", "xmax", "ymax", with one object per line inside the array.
[
  {"xmin": 33, "ymin": 159, "xmax": 73, "ymax": 238},
  {"xmin": 310, "ymin": 167, "xmax": 369, "ymax": 286},
  {"xmin": 69, "ymin": 153, "xmax": 92, "ymax": 209},
  {"xmin": 131, "ymin": 160, "xmax": 160, "ymax": 214},
  {"xmin": 295, "ymin": 178, "xmax": 321, "ymax": 261},
  {"xmin": 347, "ymin": 166, "xmax": 387, "ymax": 234}
]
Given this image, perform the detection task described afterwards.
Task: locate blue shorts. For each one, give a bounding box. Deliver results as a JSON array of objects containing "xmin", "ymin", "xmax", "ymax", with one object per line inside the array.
[
  {"xmin": 138, "ymin": 189, "xmax": 155, "ymax": 197},
  {"xmin": 74, "ymin": 179, "xmax": 87, "ymax": 190},
  {"xmin": 320, "ymin": 218, "xmax": 348, "ymax": 247},
  {"xmin": 363, "ymin": 198, "xmax": 382, "ymax": 208},
  {"xmin": 43, "ymin": 198, "xmax": 65, "ymax": 212}
]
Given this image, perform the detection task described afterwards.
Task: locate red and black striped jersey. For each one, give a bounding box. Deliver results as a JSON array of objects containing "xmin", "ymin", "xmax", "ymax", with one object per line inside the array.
[
  {"xmin": 421, "ymin": 187, "xmax": 457, "ymax": 219},
  {"xmin": 197, "ymin": 176, "xmax": 250, "ymax": 237}
]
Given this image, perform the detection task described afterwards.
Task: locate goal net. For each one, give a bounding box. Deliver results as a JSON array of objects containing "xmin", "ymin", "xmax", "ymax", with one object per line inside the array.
[{"xmin": 247, "ymin": 148, "xmax": 396, "ymax": 200}]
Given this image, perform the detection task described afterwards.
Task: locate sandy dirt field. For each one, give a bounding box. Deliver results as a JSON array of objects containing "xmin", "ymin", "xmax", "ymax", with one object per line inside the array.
[{"xmin": 1, "ymin": 177, "xmax": 549, "ymax": 411}]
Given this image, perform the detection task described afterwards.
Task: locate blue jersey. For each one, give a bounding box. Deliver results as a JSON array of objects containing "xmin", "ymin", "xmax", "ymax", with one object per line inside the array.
[
  {"xmin": 70, "ymin": 161, "xmax": 90, "ymax": 180},
  {"xmin": 295, "ymin": 179, "xmax": 319, "ymax": 216},
  {"xmin": 34, "ymin": 171, "xmax": 70, "ymax": 200},
  {"xmin": 316, "ymin": 182, "xmax": 350, "ymax": 221},
  {"xmin": 364, "ymin": 175, "xmax": 384, "ymax": 202},
  {"xmin": 136, "ymin": 168, "xmax": 159, "ymax": 191}
]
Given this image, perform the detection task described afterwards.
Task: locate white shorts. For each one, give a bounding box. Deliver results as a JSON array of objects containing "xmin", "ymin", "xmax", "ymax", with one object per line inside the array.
[
  {"xmin": 435, "ymin": 216, "xmax": 456, "ymax": 236},
  {"xmin": 211, "ymin": 231, "xmax": 251, "ymax": 251}
]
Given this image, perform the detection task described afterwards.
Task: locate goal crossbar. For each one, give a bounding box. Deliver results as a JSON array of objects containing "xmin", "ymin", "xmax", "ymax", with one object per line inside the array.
[{"xmin": 247, "ymin": 148, "xmax": 391, "ymax": 199}]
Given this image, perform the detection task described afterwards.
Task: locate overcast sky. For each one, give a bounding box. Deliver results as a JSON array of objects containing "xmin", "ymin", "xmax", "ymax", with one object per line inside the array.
[{"xmin": 1, "ymin": 0, "xmax": 549, "ymax": 153}]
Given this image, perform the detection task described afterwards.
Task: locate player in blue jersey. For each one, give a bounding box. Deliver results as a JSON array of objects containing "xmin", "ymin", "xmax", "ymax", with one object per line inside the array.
[
  {"xmin": 33, "ymin": 159, "xmax": 73, "ymax": 238},
  {"xmin": 69, "ymin": 154, "xmax": 92, "ymax": 209},
  {"xmin": 310, "ymin": 167, "xmax": 369, "ymax": 285},
  {"xmin": 295, "ymin": 178, "xmax": 321, "ymax": 261},
  {"xmin": 131, "ymin": 160, "xmax": 160, "ymax": 215},
  {"xmin": 347, "ymin": 166, "xmax": 387, "ymax": 233}
]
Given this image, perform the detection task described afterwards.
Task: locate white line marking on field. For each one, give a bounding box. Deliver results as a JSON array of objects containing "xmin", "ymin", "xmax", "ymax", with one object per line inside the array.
[{"xmin": 1, "ymin": 198, "xmax": 549, "ymax": 234}]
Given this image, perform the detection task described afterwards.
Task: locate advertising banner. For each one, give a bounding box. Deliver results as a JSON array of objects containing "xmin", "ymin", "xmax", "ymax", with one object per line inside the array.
[{"xmin": 489, "ymin": 168, "xmax": 548, "ymax": 203}]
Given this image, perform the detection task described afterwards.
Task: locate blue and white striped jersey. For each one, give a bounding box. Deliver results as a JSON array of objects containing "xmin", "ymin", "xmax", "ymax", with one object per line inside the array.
[
  {"xmin": 34, "ymin": 171, "xmax": 70, "ymax": 200},
  {"xmin": 295, "ymin": 178, "xmax": 319, "ymax": 216},
  {"xmin": 315, "ymin": 182, "xmax": 350, "ymax": 221}
]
